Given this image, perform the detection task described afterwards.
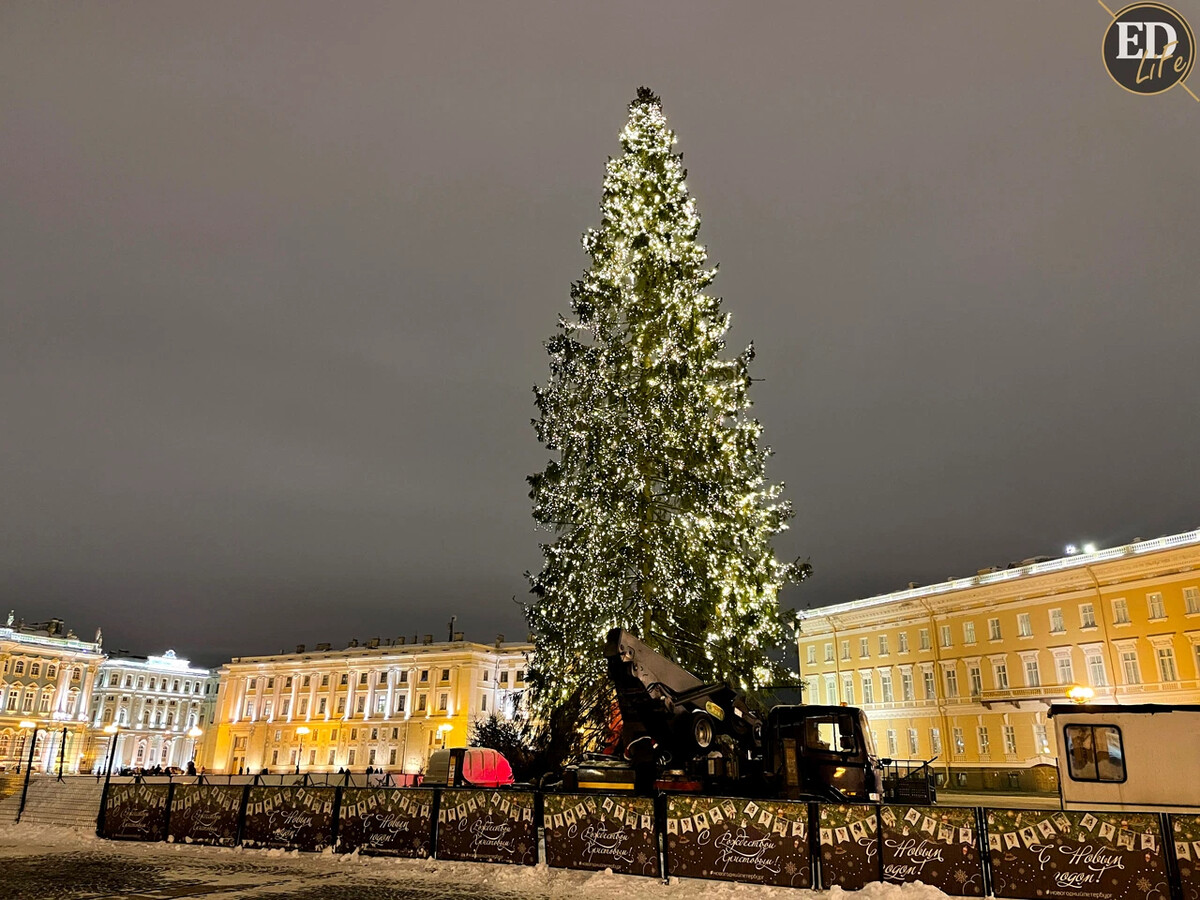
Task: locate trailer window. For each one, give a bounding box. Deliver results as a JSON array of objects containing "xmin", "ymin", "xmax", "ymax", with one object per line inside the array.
[{"xmin": 1063, "ymin": 725, "xmax": 1126, "ymax": 782}]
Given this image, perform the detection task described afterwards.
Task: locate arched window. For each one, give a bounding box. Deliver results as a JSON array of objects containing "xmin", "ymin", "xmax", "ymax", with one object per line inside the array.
[
  {"xmin": 13, "ymin": 660, "xmax": 24, "ymax": 675},
  {"xmin": 135, "ymin": 741, "xmax": 146, "ymax": 764},
  {"xmin": 29, "ymin": 663, "xmax": 40, "ymax": 677},
  {"xmin": 71, "ymin": 667, "xmax": 81, "ymax": 682},
  {"xmin": 0, "ymin": 732, "xmax": 11, "ymax": 758},
  {"xmin": 47, "ymin": 664, "xmax": 57, "ymax": 679}
]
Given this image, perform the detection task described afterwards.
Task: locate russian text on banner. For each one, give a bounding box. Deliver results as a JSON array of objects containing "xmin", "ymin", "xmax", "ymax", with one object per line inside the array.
[
  {"xmin": 544, "ymin": 792, "xmax": 660, "ymax": 877},
  {"xmin": 1168, "ymin": 814, "xmax": 1200, "ymax": 900},
  {"xmin": 167, "ymin": 784, "xmax": 243, "ymax": 846},
  {"xmin": 435, "ymin": 789, "xmax": 537, "ymax": 865},
  {"xmin": 101, "ymin": 783, "xmax": 171, "ymax": 841},
  {"xmin": 240, "ymin": 785, "xmax": 337, "ymax": 852},
  {"xmin": 337, "ymin": 787, "xmax": 435, "ymax": 857},
  {"xmin": 665, "ymin": 795, "xmax": 812, "ymax": 888},
  {"xmin": 880, "ymin": 804, "xmax": 983, "ymax": 896},
  {"xmin": 986, "ymin": 808, "xmax": 1170, "ymax": 900}
]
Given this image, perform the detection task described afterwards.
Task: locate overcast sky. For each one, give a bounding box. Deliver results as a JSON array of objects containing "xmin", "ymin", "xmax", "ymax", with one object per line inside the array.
[{"xmin": 2, "ymin": 3, "xmax": 1198, "ymax": 666}]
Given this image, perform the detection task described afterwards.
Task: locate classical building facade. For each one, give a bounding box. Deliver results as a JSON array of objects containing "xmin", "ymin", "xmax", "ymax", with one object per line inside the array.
[
  {"xmin": 87, "ymin": 650, "xmax": 219, "ymax": 772},
  {"xmin": 204, "ymin": 634, "xmax": 532, "ymax": 778},
  {"xmin": 798, "ymin": 530, "xmax": 1200, "ymax": 792},
  {"xmin": 0, "ymin": 615, "xmax": 105, "ymax": 774}
]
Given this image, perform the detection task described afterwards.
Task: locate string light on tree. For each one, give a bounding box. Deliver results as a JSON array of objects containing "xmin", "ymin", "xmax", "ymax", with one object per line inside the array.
[{"xmin": 525, "ymin": 88, "xmax": 809, "ymax": 757}]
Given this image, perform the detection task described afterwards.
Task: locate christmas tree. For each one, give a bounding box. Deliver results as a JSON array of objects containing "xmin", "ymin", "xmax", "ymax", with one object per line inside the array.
[{"xmin": 525, "ymin": 88, "xmax": 807, "ymax": 753}]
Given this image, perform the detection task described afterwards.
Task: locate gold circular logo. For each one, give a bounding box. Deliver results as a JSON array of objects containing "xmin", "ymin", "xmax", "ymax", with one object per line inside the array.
[{"xmin": 1102, "ymin": 2, "xmax": 1195, "ymax": 94}]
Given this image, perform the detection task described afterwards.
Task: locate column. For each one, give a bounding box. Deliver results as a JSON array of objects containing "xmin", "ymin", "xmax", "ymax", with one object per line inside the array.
[{"xmin": 384, "ymin": 670, "xmax": 395, "ymax": 721}]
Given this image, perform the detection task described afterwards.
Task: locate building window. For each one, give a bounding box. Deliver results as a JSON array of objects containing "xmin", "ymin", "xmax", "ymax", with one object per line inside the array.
[
  {"xmin": 302, "ymin": 675, "xmax": 311, "ymax": 687},
  {"xmin": 396, "ymin": 695, "xmax": 406, "ymax": 713},
  {"xmin": 1063, "ymin": 724, "xmax": 1125, "ymax": 782},
  {"xmin": 1056, "ymin": 655, "xmax": 1074, "ymax": 684},
  {"xmin": 356, "ymin": 697, "xmax": 366, "ymax": 714},
  {"xmin": 988, "ymin": 618, "xmax": 1002, "ymax": 641},
  {"xmin": 378, "ymin": 672, "xmax": 387, "ymax": 684},
  {"xmin": 389, "ymin": 748, "xmax": 397, "ymax": 766},
  {"xmin": 420, "ymin": 670, "xmax": 429, "ymax": 683},
  {"xmin": 901, "ymin": 669, "xmax": 914, "ymax": 701},
  {"xmin": 299, "ymin": 698, "xmax": 309, "ymax": 715},
  {"xmin": 336, "ymin": 698, "xmax": 346, "ymax": 714},
  {"xmin": 944, "ymin": 668, "xmax": 959, "ymax": 698},
  {"xmin": 880, "ymin": 671, "xmax": 893, "ymax": 703},
  {"xmin": 806, "ymin": 646, "xmax": 816, "ymax": 665},
  {"xmin": 1156, "ymin": 647, "xmax": 1178, "ymax": 682},
  {"xmin": 516, "ymin": 670, "xmax": 525, "ymax": 684},
  {"xmin": 399, "ymin": 671, "xmax": 408, "ymax": 684},
  {"xmin": 841, "ymin": 673, "xmax": 854, "ymax": 704},
  {"xmin": 440, "ymin": 669, "xmax": 450, "ymax": 682},
  {"xmin": 30, "ymin": 663, "xmax": 40, "ymax": 677},
  {"xmin": 1004, "ymin": 725, "xmax": 1017, "ymax": 755},
  {"xmin": 417, "ymin": 694, "xmax": 427, "ymax": 712},
  {"xmin": 1120, "ymin": 650, "xmax": 1140, "ymax": 684},
  {"xmin": 1147, "ymin": 592, "xmax": 1166, "ymax": 620},
  {"xmin": 328, "ymin": 749, "xmax": 336, "ymax": 766},
  {"xmin": 993, "ymin": 662, "xmax": 1009, "ymax": 691},
  {"xmin": 898, "ymin": 632, "xmax": 909, "ymax": 654},
  {"xmin": 1079, "ymin": 604, "xmax": 1096, "ymax": 629},
  {"xmin": 886, "ymin": 729, "xmax": 897, "ymax": 757},
  {"xmin": 919, "ymin": 629, "xmax": 930, "ymax": 651},
  {"xmin": 861, "ymin": 674, "xmax": 874, "ymax": 705},
  {"xmin": 922, "ymin": 669, "xmax": 935, "ymax": 699},
  {"xmin": 359, "ymin": 672, "xmax": 369, "ymax": 686},
  {"xmin": 13, "ymin": 661, "xmax": 24, "ymax": 675},
  {"xmin": 968, "ymin": 663, "xmax": 982, "ymax": 697},
  {"xmin": 953, "ymin": 727, "xmax": 965, "ymax": 756},
  {"xmin": 1034, "ymin": 723, "xmax": 1050, "ymax": 755},
  {"xmin": 1024, "ymin": 657, "xmax": 1040, "ymax": 687},
  {"xmin": 977, "ymin": 726, "xmax": 990, "ymax": 756},
  {"xmin": 963, "ymin": 622, "xmax": 975, "ymax": 644},
  {"xmin": 375, "ymin": 696, "xmax": 386, "ymax": 715},
  {"xmin": 1112, "ymin": 598, "xmax": 1130, "ymax": 625},
  {"xmin": 824, "ymin": 643, "xmax": 834, "ymax": 663},
  {"xmin": 840, "ymin": 641, "xmax": 850, "ymax": 661},
  {"xmin": 321, "ymin": 674, "xmax": 329, "ymax": 687},
  {"xmin": 318, "ymin": 698, "xmax": 327, "ymax": 714},
  {"xmin": 1049, "ymin": 609, "xmax": 1065, "ymax": 633},
  {"xmin": 1017, "ymin": 613, "xmax": 1032, "ymax": 637},
  {"xmin": 878, "ymin": 636, "xmax": 889, "ymax": 656},
  {"xmin": 907, "ymin": 728, "xmax": 919, "ymax": 756},
  {"xmin": 438, "ymin": 693, "xmax": 448, "ymax": 711},
  {"xmin": 940, "ymin": 625, "xmax": 952, "ymax": 648},
  {"xmin": 47, "ymin": 664, "xmax": 57, "ymax": 678},
  {"xmin": 1085, "ymin": 649, "xmax": 1107, "ymax": 687},
  {"xmin": 930, "ymin": 728, "xmax": 942, "ymax": 754},
  {"xmin": 1185, "ymin": 587, "xmax": 1200, "ymax": 615},
  {"xmin": 860, "ymin": 638, "xmax": 870, "ymax": 658},
  {"xmin": 266, "ymin": 677, "xmax": 275, "ymax": 689},
  {"xmin": 348, "ymin": 749, "xmax": 356, "ymax": 766},
  {"xmin": 340, "ymin": 673, "xmax": 348, "ymax": 685},
  {"xmin": 481, "ymin": 695, "xmax": 488, "ymax": 712}
]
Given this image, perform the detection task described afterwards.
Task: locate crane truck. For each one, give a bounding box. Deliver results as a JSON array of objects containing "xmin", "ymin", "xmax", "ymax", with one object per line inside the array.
[{"xmin": 555, "ymin": 628, "xmax": 915, "ymax": 803}]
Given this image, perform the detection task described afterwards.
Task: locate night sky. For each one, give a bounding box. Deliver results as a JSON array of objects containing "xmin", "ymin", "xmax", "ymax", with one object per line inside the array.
[{"xmin": 2, "ymin": 3, "xmax": 1197, "ymax": 667}]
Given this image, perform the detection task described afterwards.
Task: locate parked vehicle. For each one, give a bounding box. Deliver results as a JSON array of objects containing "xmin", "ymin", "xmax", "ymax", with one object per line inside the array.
[
  {"xmin": 422, "ymin": 747, "xmax": 514, "ymax": 788},
  {"xmin": 1050, "ymin": 703, "xmax": 1200, "ymax": 813},
  {"xmin": 553, "ymin": 628, "xmax": 931, "ymax": 803}
]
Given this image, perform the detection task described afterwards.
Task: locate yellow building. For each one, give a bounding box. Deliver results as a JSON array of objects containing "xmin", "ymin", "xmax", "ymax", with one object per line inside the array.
[
  {"xmin": 798, "ymin": 530, "xmax": 1200, "ymax": 792},
  {"xmin": 204, "ymin": 633, "xmax": 532, "ymax": 779}
]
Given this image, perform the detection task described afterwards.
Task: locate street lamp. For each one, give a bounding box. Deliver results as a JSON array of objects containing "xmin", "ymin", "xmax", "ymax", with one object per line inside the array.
[
  {"xmin": 16, "ymin": 721, "xmax": 41, "ymax": 823},
  {"xmin": 436, "ymin": 723, "xmax": 452, "ymax": 749},
  {"xmin": 186, "ymin": 726, "xmax": 202, "ymax": 773},
  {"xmin": 103, "ymin": 723, "xmax": 121, "ymax": 775},
  {"xmin": 294, "ymin": 726, "xmax": 310, "ymax": 775},
  {"xmin": 1067, "ymin": 685, "xmax": 1095, "ymax": 704}
]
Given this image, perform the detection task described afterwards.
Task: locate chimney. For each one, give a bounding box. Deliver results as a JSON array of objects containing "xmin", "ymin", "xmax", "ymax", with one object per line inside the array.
[{"xmin": 295, "ymin": 644, "xmax": 306, "ymax": 654}]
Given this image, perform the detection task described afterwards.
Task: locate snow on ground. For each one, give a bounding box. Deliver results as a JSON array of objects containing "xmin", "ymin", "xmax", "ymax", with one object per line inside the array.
[{"xmin": 0, "ymin": 823, "xmax": 959, "ymax": 900}]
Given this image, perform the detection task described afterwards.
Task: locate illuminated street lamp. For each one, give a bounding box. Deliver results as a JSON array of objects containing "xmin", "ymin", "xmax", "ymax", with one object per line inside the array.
[
  {"xmin": 16, "ymin": 720, "xmax": 41, "ymax": 822},
  {"xmin": 436, "ymin": 723, "xmax": 452, "ymax": 749},
  {"xmin": 1067, "ymin": 685, "xmax": 1095, "ymax": 704},
  {"xmin": 294, "ymin": 726, "xmax": 310, "ymax": 774}
]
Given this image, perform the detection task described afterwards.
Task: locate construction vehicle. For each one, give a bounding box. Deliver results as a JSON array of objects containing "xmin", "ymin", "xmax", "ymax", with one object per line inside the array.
[{"xmin": 557, "ymin": 628, "xmax": 900, "ymax": 802}]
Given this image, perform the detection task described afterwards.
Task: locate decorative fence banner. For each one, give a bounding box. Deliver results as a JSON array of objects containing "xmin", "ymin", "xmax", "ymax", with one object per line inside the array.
[
  {"xmin": 240, "ymin": 785, "xmax": 337, "ymax": 852},
  {"xmin": 338, "ymin": 788, "xmax": 435, "ymax": 858},
  {"xmin": 544, "ymin": 793, "xmax": 660, "ymax": 877},
  {"xmin": 1168, "ymin": 814, "xmax": 1200, "ymax": 900},
  {"xmin": 881, "ymin": 805, "xmax": 984, "ymax": 896},
  {"xmin": 818, "ymin": 804, "xmax": 879, "ymax": 890},
  {"xmin": 986, "ymin": 809, "xmax": 1170, "ymax": 900},
  {"xmin": 168, "ymin": 784, "xmax": 243, "ymax": 846},
  {"xmin": 665, "ymin": 795, "xmax": 812, "ymax": 888},
  {"xmin": 435, "ymin": 789, "xmax": 537, "ymax": 865},
  {"xmin": 101, "ymin": 782, "xmax": 171, "ymax": 841}
]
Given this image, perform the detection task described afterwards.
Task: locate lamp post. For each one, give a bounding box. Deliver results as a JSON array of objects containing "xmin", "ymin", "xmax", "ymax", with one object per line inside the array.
[
  {"xmin": 294, "ymin": 726, "xmax": 310, "ymax": 776},
  {"xmin": 103, "ymin": 724, "xmax": 121, "ymax": 777},
  {"xmin": 437, "ymin": 723, "xmax": 452, "ymax": 750},
  {"xmin": 16, "ymin": 720, "xmax": 40, "ymax": 823},
  {"xmin": 186, "ymin": 725, "xmax": 203, "ymax": 772}
]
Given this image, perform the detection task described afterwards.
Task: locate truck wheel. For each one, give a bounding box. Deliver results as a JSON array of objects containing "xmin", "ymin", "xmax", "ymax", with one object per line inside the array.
[{"xmin": 692, "ymin": 714, "xmax": 714, "ymax": 749}]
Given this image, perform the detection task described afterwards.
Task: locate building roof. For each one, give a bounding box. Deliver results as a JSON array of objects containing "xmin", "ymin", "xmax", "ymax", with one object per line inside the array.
[{"xmin": 801, "ymin": 528, "xmax": 1200, "ymax": 623}]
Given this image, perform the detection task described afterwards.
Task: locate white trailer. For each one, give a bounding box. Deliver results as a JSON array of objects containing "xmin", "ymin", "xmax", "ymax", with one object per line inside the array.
[{"xmin": 1049, "ymin": 703, "xmax": 1200, "ymax": 813}]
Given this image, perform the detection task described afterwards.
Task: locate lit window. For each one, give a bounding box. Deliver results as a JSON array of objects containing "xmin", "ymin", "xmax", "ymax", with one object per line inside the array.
[
  {"xmin": 1024, "ymin": 658, "xmax": 1040, "ymax": 687},
  {"xmin": 1064, "ymin": 725, "xmax": 1124, "ymax": 782},
  {"xmin": 1049, "ymin": 609, "xmax": 1065, "ymax": 633},
  {"xmin": 1004, "ymin": 725, "xmax": 1017, "ymax": 755},
  {"xmin": 963, "ymin": 622, "xmax": 975, "ymax": 644},
  {"xmin": 1120, "ymin": 650, "xmax": 1140, "ymax": 684},
  {"xmin": 1112, "ymin": 598, "xmax": 1130, "ymax": 624},
  {"xmin": 977, "ymin": 726, "xmax": 990, "ymax": 755},
  {"xmin": 988, "ymin": 619, "xmax": 1002, "ymax": 641},
  {"xmin": 878, "ymin": 636, "xmax": 889, "ymax": 656},
  {"xmin": 806, "ymin": 646, "xmax": 816, "ymax": 665},
  {"xmin": 919, "ymin": 629, "xmax": 930, "ymax": 651},
  {"xmin": 1185, "ymin": 587, "xmax": 1200, "ymax": 616},
  {"xmin": 1079, "ymin": 604, "xmax": 1096, "ymax": 629},
  {"xmin": 929, "ymin": 728, "xmax": 942, "ymax": 754},
  {"xmin": 994, "ymin": 661, "xmax": 1011, "ymax": 689},
  {"xmin": 860, "ymin": 638, "xmax": 870, "ymax": 658},
  {"xmin": 824, "ymin": 643, "xmax": 834, "ymax": 663},
  {"xmin": 1156, "ymin": 646, "xmax": 1178, "ymax": 682},
  {"xmin": 940, "ymin": 626, "xmax": 952, "ymax": 649},
  {"xmin": 1147, "ymin": 592, "xmax": 1166, "ymax": 620},
  {"xmin": 1017, "ymin": 613, "xmax": 1032, "ymax": 637},
  {"xmin": 898, "ymin": 633, "xmax": 909, "ymax": 653}
]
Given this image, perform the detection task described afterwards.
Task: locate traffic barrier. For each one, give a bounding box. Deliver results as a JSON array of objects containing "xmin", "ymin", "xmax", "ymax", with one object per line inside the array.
[{"xmin": 91, "ymin": 781, "xmax": 1195, "ymax": 897}]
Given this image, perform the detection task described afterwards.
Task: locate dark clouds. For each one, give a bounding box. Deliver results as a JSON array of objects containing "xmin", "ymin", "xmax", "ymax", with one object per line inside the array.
[{"xmin": 2, "ymin": 2, "xmax": 1197, "ymax": 666}]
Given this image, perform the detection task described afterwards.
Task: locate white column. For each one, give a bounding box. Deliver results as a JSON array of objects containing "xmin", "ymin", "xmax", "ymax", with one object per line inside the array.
[{"xmin": 384, "ymin": 670, "xmax": 395, "ymax": 721}]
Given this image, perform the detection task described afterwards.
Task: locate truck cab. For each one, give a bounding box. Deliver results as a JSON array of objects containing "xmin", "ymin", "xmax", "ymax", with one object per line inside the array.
[{"xmin": 763, "ymin": 705, "xmax": 883, "ymax": 802}]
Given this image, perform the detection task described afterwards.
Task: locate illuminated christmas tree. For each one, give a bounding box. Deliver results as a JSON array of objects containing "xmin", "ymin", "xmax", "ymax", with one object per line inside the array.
[{"xmin": 525, "ymin": 88, "xmax": 807, "ymax": 751}]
